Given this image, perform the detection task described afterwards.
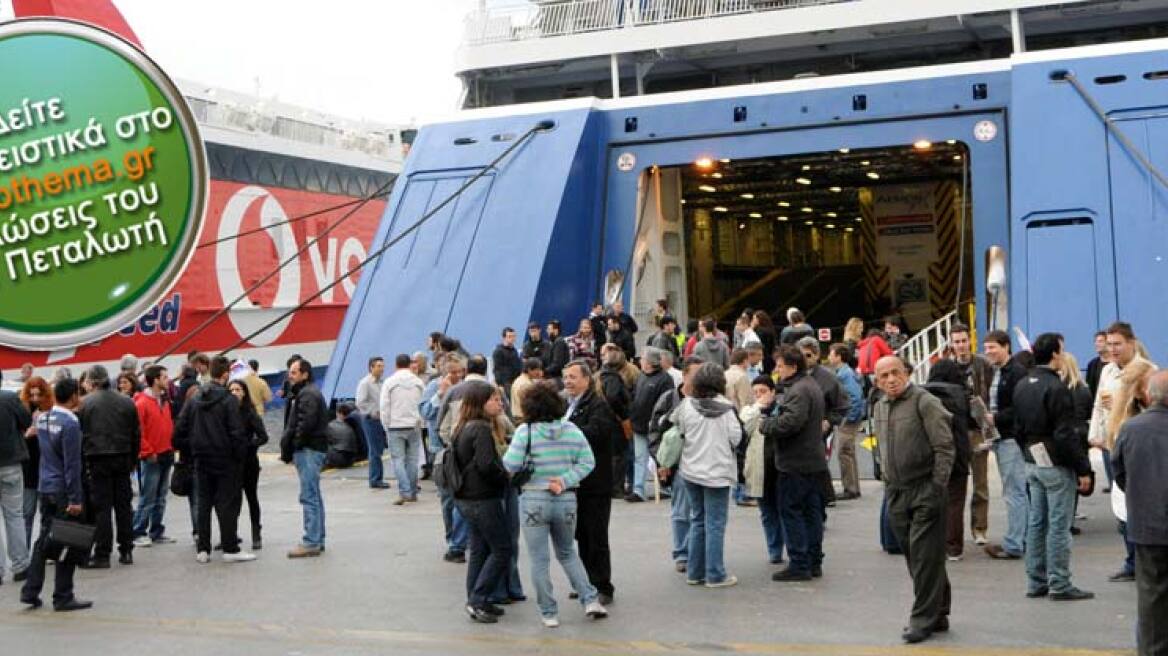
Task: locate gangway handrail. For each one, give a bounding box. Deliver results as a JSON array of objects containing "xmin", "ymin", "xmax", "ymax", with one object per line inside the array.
[{"xmin": 897, "ymin": 310, "xmax": 957, "ymax": 384}]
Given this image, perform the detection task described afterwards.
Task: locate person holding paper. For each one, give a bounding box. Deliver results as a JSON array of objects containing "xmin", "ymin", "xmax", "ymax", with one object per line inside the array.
[{"xmin": 1012, "ymin": 333, "xmax": 1094, "ymax": 601}]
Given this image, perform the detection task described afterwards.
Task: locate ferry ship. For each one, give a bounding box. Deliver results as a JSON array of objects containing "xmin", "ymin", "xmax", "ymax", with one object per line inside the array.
[
  {"xmin": 323, "ymin": 0, "xmax": 1168, "ymax": 398},
  {"xmin": 0, "ymin": 1, "xmax": 411, "ymax": 384}
]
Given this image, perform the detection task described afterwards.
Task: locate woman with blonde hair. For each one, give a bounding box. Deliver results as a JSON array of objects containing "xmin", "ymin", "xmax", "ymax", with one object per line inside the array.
[
  {"xmin": 1055, "ymin": 352, "xmax": 1093, "ymax": 535},
  {"xmin": 843, "ymin": 317, "xmax": 865, "ymax": 348},
  {"xmin": 1103, "ymin": 356, "xmax": 1155, "ymax": 582}
]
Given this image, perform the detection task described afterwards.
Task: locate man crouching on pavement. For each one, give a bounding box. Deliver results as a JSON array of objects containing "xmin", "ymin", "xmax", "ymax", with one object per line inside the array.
[{"xmin": 873, "ymin": 356, "xmax": 954, "ymax": 644}]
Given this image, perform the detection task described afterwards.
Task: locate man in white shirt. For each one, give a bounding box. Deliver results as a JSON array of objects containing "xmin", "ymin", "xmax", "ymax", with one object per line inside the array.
[
  {"xmin": 379, "ymin": 355, "xmax": 425, "ymax": 505},
  {"xmin": 355, "ymin": 357, "xmax": 387, "ymax": 489}
]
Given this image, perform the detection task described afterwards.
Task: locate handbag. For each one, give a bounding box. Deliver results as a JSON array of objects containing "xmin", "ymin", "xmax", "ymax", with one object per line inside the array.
[
  {"xmin": 510, "ymin": 425, "xmax": 537, "ymax": 489},
  {"xmin": 656, "ymin": 425, "xmax": 684, "ymax": 469},
  {"xmin": 170, "ymin": 460, "xmax": 192, "ymax": 497},
  {"xmin": 48, "ymin": 517, "xmax": 96, "ymax": 552}
]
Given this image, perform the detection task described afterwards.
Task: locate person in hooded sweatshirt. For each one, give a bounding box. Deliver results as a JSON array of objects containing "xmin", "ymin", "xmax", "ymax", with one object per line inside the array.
[
  {"xmin": 172, "ymin": 356, "xmax": 255, "ymax": 564},
  {"xmin": 669, "ymin": 362, "xmax": 743, "ymax": 588},
  {"xmin": 693, "ymin": 319, "xmax": 730, "ymax": 370}
]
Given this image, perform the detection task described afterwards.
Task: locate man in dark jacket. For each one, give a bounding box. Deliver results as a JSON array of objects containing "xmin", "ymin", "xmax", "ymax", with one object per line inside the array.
[
  {"xmin": 627, "ymin": 348, "xmax": 674, "ymax": 502},
  {"xmin": 1113, "ymin": 370, "xmax": 1168, "ymax": 655},
  {"xmin": 798, "ymin": 337, "xmax": 850, "ymax": 507},
  {"xmin": 762, "ymin": 346, "xmax": 828, "ymax": 583},
  {"xmin": 564, "ymin": 360, "xmax": 618, "ymax": 604},
  {"xmin": 598, "ymin": 346, "xmax": 633, "ymax": 498},
  {"xmin": 522, "ymin": 322, "xmax": 552, "ymax": 370},
  {"xmin": 982, "ymin": 330, "xmax": 1029, "ymax": 560},
  {"xmin": 1013, "ymin": 333, "xmax": 1094, "ymax": 601},
  {"xmin": 491, "ymin": 327, "xmax": 523, "ymax": 394},
  {"xmin": 611, "ymin": 299, "xmax": 638, "ymax": 337},
  {"xmin": 280, "ymin": 358, "xmax": 330, "ymax": 558},
  {"xmin": 545, "ymin": 320, "xmax": 571, "ymax": 380},
  {"xmin": 172, "ymin": 356, "xmax": 255, "ymax": 563},
  {"xmin": 76, "ymin": 365, "xmax": 140, "ymax": 568},
  {"xmin": 873, "ymin": 355, "xmax": 955, "ymax": 644},
  {"xmin": 648, "ymin": 316, "xmax": 680, "ymax": 359},
  {"xmin": 606, "ymin": 315, "xmax": 636, "ymax": 363},
  {"xmin": 1, "ymin": 378, "xmax": 32, "ymax": 583}
]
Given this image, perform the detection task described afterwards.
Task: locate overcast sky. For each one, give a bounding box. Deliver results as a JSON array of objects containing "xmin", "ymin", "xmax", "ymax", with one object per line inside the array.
[{"xmin": 90, "ymin": 1, "xmax": 479, "ymax": 126}]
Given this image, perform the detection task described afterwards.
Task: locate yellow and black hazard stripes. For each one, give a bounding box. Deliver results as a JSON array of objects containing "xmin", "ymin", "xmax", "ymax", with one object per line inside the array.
[
  {"xmin": 928, "ymin": 180, "xmax": 963, "ymax": 319},
  {"xmin": 857, "ymin": 187, "xmax": 888, "ymax": 309}
]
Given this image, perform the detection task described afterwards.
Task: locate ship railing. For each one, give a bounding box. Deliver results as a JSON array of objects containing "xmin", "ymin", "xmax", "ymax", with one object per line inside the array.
[
  {"xmin": 897, "ymin": 310, "xmax": 957, "ymax": 385},
  {"xmin": 464, "ymin": 0, "xmax": 856, "ymax": 47}
]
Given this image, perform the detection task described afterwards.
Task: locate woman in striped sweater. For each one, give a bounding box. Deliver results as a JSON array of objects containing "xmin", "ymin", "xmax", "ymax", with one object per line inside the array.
[{"xmin": 503, "ymin": 381, "xmax": 608, "ymax": 628}]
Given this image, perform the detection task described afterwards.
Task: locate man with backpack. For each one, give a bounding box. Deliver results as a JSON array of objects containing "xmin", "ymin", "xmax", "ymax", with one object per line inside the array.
[{"xmin": 873, "ymin": 355, "xmax": 955, "ymax": 644}]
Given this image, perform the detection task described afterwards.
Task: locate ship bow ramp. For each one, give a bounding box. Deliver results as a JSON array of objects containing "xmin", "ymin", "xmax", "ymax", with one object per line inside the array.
[{"xmin": 324, "ymin": 107, "xmax": 604, "ymax": 399}]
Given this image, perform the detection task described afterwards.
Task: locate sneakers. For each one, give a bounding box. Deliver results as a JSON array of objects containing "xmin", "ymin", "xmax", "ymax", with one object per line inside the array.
[
  {"xmin": 584, "ymin": 600, "xmax": 608, "ymax": 619},
  {"xmin": 393, "ymin": 497, "xmax": 408, "ymax": 506},
  {"xmin": 465, "ymin": 605, "xmax": 498, "ymax": 624},
  {"xmin": 1051, "ymin": 587, "xmax": 1095, "ymax": 601},
  {"xmin": 443, "ymin": 551, "xmax": 467, "ymax": 564},
  {"xmin": 947, "ymin": 554, "xmax": 963, "ymax": 562},
  {"xmin": 1108, "ymin": 570, "xmax": 1135, "ymax": 582},
  {"xmin": 771, "ymin": 568, "xmax": 812, "ymax": 582},
  {"xmin": 287, "ymin": 544, "xmax": 323, "ymax": 559},
  {"xmin": 541, "ymin": 615, "xmax": 560, "ymax": 628},
  {"xmin": 705, "ymin": 575, "xmax": 738, "ymax": 589},
  {"xmin": 133, "ymin": 536, "xmax": 153, "ymax": 548},
  {"xmin": 195, "ymin": 551, "xmax": 210, "ymax": 564},
  {"xmin": 674, "ymin": 560, "xmax": 687, "ymax": 573},
  {"xmin": 153, "ymin": 535, "xmax": 177, "ymax": 544},
  {"xmin": 973, "ymin": 532, "xmax": 988, "ymax": 546},
  {"xmin": 223, "ymin": 551, "xmax": 257, "ymax": 563}
]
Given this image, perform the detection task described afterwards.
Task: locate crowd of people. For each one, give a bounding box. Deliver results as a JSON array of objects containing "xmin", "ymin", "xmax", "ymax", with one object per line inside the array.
[{"xmin": 0, "ymin": 301, "xmax": 1164, "ymax": 653}]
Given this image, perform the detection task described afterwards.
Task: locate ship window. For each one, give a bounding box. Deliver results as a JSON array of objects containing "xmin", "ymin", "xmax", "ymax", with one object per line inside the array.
[
  {"xmin": 202, "ymin": 142, "xmax": 391, "ymax": 199},
  {"xmin": 852, "ymin": 95, "xmax": 867, "ymax": 111},
  {"xmin": 303, "ymin": 164, "xmax": 324, "ymax": 193},
  {"xmin": 255, "ymin": 157, "xmax": 279, "ymax": 187},
  {"xmin": 1145, "ymin": 70, "xmax": 1168, "ymax": 80},
  {"xmin": 1094, "ymin": 74, "xmax": 1126, "ymax": 85}
]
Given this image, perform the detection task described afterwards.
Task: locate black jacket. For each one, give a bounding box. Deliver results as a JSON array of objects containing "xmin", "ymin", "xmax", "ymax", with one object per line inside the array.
[
  {"xmin": 607, "ymin": 328, "xmax": 636, "ymax": 361},
  {"xmin": 172, "ymin": 383, "xmax": 247, "ymax": 466},
  {"xmin": 523, "ymin": 339, "xmax": 552, "ymax": 369},
  {"xmin": 1112, "ymin": 405, "xmax": 1168, "ymax": 545},
  {"xmin": 280, "ymin": 381, "xmax": 329, "ymax": 461},
  {"xmin": 567, "ymin": 390, "xmax": 618, "ymax": 497},
  {"xmin": 0, "ymin": 391, "xmax": 31, "ymax": 468},
  {"xmin": 326, "ymin": 418, "xmax": 362, "ymax": 455},
  {"xmin": 923, "ymin": 381, "xmax": 972, "ymax": 479},
  {"xmin": 616, "ymin": 312, "xmax": 638, "ymax": 336},
  {"xmin": 546, "ymin": 337, "xmax": 570, "ymax": 378},
  {"xmin": 240, "ymin": 403, "xmax": 269, "ymax": 451},
  {"xmin": 77, "ymin": 388, "xmax": 141, "ymax": 459},
  {"xmin": 598, "ymin": 367, "xmax": 631, "ymax": 422},
  {"xmin": 630, "ymin": 368, "xmax": 675, "ymax": 435},
  {"xmin": 991, "ymin": 359, "xmax": 1026, "ymax": 441},
  {"xmin": 492, "ymin": 343, "xmax": 523, "ymax": 388},
  {"xmin": 174, "ymin": 371, "xmax": 199, "ymax": 418},
  {"xmin": 1012, "ymin": 366, "xmax": 1091, "ymax": 476},
  {"xmin": 761, "ymin": 372, "xmax": 827, "ymax": 474},
  {"xmin": 588, "ymin": 315, "xmax": 608, "ymax": 347},
  {"xmin": 453, "ymin": 419, "xmax": 507, "ymax": 500},
  {"xmin": 1085, "ymin": 356, "xmax": 1105, "ymax": 400}
]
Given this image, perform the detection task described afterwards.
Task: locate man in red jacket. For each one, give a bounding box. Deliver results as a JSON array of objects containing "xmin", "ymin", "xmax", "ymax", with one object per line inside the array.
[{"xmin": 132, "ymin": 365, "xmax": 175, "ymax": 547}]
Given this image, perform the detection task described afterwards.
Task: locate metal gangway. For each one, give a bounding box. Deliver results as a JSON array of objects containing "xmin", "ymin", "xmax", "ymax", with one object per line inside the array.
[{"xmin": 897, "ymin": 310, "xmax": 957, "ymax": 385}]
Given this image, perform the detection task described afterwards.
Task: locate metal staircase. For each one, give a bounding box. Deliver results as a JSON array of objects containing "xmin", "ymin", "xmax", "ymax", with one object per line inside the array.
[{"xmin": 898, "ymin": 310, "xmax": 957, "ymax": 384}]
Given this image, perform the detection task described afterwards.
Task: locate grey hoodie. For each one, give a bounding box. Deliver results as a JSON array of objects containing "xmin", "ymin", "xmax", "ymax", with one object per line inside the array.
[
  {"xmin": 671, "ymin": 395, "xmax": 742, "ymax": 488},
  {"xmin": 693, "ymin": 336, "xmax": 730, "ymax": 369}
]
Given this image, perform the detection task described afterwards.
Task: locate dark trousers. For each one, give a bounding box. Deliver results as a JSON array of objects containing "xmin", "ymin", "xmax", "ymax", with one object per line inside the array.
[
  {"xmin": 195, "ymin": 463, "xmax": 243, "ymax": 554},
  {"xmin": 778, "ymin": 471, "xmax": 824, "ymax": 575},
  {"xmin": 86, "ymin": 455, "xmax": 135, "ymax": 559},
  {"xmin": 887, "ymin": 479, "xmax": 951, "ymax": 632},
  {"xmin": 945, "ymin": 474, "xmax": 969, "ymax": 557},
  {"xmin": 491, "ymin": 487, "xmax": 524, "ymax": 601},
  {"xmin": 611, "ymin": 442, "xmax": 628, "ymax": 497},
  {"xmin": 576, "ymin": 494, "xmax": 613, "ymax": 597},
  {"xmin": 22, "ymin": 494, "xmax": 85, "ymax": 607},
  {"xmin": 456, "ymin": 497, "xmax": 513, "ymax": 607},
  {"xmin": 1136, "ymin": 544, "xmax": 1168, "ymax": 656},
  {"xmin": 241, "ymin": 452, "xmax": 262, "ymax": 539}
]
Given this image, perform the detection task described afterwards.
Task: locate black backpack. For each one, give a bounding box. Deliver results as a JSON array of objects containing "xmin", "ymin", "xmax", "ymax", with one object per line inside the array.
[{"xmin": 433, "ymin": 442, "xmax": 464, "ymax": 494}]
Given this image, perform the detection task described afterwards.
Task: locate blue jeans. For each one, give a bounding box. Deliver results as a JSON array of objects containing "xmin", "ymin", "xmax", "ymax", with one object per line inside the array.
[
  {"xmin": 759, "ymin": 466, "xmax": 787, "ymax": 562},
  {"xmin": 437, "ymin": 481, "xmax": 468, "ymax": 554},
  {"xmin": 633, "ymin": 433, "xmax": 649, "ymax": 499},
  {"xmin": 993, "ymin": 439, "xmax": 1029, "ymax": 556},
  {"xmin": 387, "ymin": 428, "xmax": 421, "ymax": 497},
  {"xmin": 1025, "ymin": 464, "xmax": 1077, "ymax": 594},
  {"xmin": 779, "ymin": 471, "xmax": 824, "ymax": 575},
  {"xmin": 684, "ymin": 480, "xmax": 730, "ymax": 584},
  {"xmin": 520, "ymin": 490, "xmax": 597, "ymax": 617},
  {"xmin": 491, "ymin": 487, "xmax": 524, "ymax": 601},
  {"xmin": 0, "ymin": 464, "xmax": 29, "ymax": 576},
  {"xmin": 294, "ymin": 449, "xmax": 327, "ymax": 548},
  {"xmin": 132, "ymin": 453, "xmax": 173, "ymax": 540},
  {"xmin": 1121, "ymin": 521, "xmax": 1136, "ymax": 576},
  {"xmin": 670, "ymin": 477, "xmax": 691, "ymax": 563},
  {"xmin": 362, "ymin": 417, "xmax": 387, "ymax": 487},
  {"xmin": 457, "ymin": 497, "xmax": 512, "ymax": 607}
]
